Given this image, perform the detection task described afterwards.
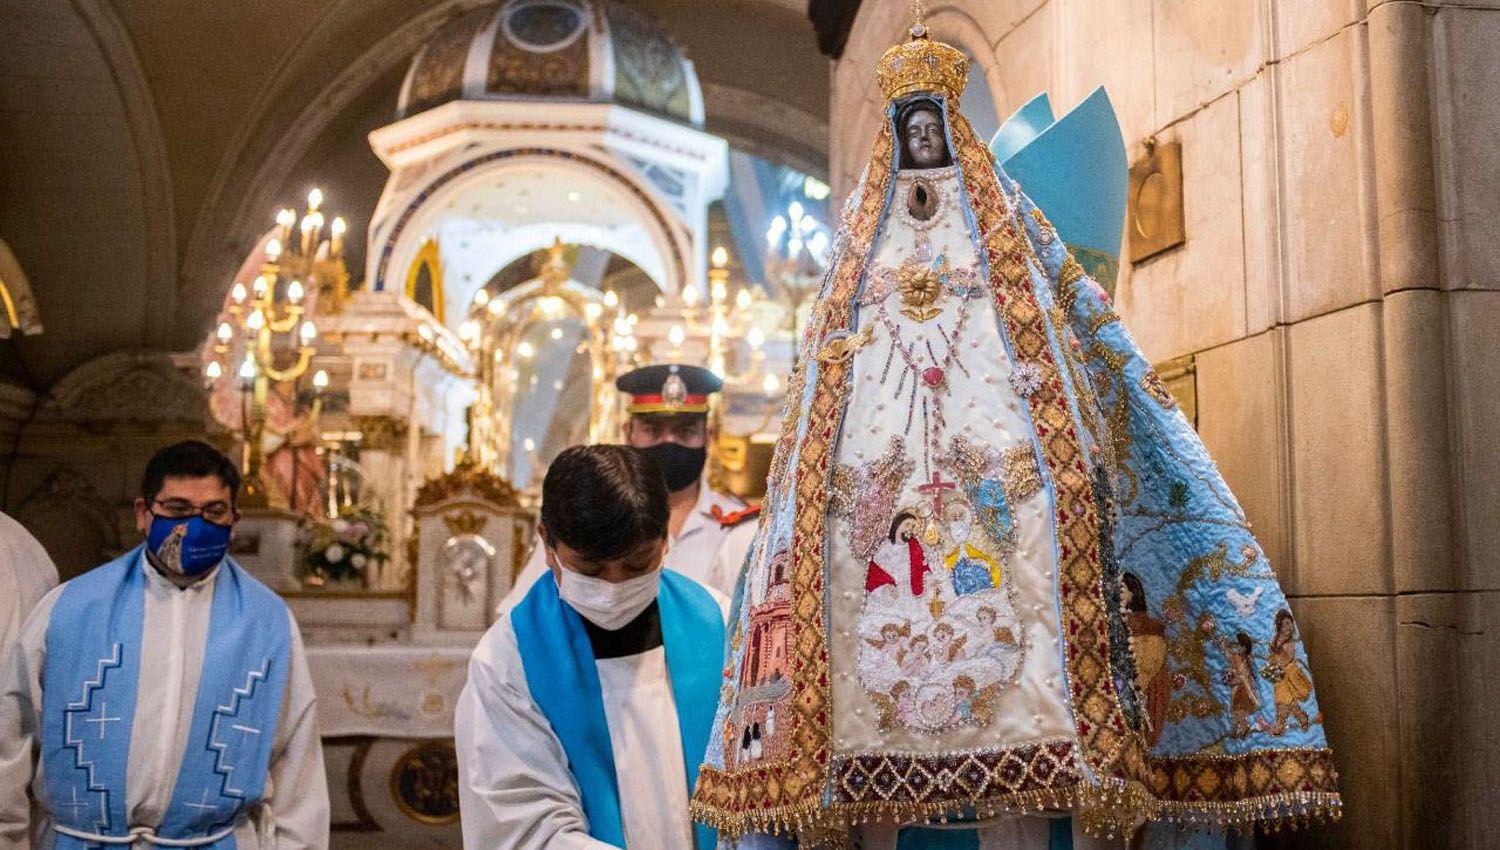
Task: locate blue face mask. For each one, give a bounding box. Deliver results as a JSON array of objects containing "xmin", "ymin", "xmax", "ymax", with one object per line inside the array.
[{"xmin": 146, "ymin": 515, "xmax": 232, "ymax": 576}]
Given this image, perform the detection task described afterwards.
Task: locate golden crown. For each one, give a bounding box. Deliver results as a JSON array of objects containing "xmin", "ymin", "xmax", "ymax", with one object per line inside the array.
[{"xmin": 876, "ymin": 22, "xmax": 969, "ymax": 103}]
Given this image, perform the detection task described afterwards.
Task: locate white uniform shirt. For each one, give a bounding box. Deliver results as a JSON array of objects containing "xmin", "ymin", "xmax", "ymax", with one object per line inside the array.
[
  {"xmin": 0, "ymin": 552, "xmax": 329, "ymax": 849},
  {"xmin": 456, "ymin": 586, "xmax": 728, "ymax": 850},
  {"xmin": 503, "ymin": 482, "xmax": 754, "ymax": 610},
  {"xmin": 0, "ymin": 511, "xmax": 57, "ymax": 653}
]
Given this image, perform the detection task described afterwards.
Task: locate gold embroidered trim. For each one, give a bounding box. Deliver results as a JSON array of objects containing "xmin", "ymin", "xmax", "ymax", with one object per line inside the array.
[
  {"xmin": 691, "ymin": 120, "xmax": 896, "ymax": 828},
  {"xmin": 1086, "ymin": 308, "xmax": 1121, "ymax": 337},
  {"xmin": 691, "ymin": 102, "xmax": 1342, "ymax": 842},
  {"xmin": 950, "ymin": 102, "xmax": 1150, "ymax": 795},
  {"xmin": 1060, "ymin": 255, "xmax": 1086, "ymax": 287}
]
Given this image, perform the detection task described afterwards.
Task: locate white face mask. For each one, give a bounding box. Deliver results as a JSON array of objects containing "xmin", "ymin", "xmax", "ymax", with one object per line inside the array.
[{"xmin": 555, "ymin": 565, "xmax": 662, "ymax": 630}]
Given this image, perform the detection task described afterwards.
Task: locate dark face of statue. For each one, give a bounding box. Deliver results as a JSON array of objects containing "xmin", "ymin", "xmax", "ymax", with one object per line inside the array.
[{"xmin": 902, "ymin": 107, "xmax": 948, "ymax": 169}]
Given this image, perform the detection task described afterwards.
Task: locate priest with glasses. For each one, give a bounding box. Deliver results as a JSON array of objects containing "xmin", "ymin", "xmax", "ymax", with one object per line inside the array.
[{"xmin": 0, "ymin": 440, "xmax": 328, "ymax": 849}]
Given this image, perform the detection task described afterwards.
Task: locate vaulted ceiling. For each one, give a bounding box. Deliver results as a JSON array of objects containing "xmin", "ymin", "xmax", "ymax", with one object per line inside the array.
[{"xmin": 0, "ymin": 0, "xmax": 829, "ymax": 387}]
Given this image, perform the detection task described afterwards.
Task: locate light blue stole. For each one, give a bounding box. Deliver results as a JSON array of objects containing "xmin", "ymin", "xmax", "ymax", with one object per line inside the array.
[
  {"xmin": 40, "ymin": 545, "xmax": 291, "ymax": 848},
  {"xmin": 512, "ymin": 569, "xmax": 723, "ymax": 850}
]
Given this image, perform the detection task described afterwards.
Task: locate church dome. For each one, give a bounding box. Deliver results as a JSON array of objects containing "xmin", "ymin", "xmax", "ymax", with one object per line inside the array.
[{"xmin": 397, "ymin": 0, "xmax": 704, "ymax": 125}]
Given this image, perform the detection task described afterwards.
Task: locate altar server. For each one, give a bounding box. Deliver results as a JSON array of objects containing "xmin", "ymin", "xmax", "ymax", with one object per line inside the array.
[
  {"xmin": 0, "ymin": 440, "xmax": 328, "ymax": 849},
  {"xmin": 456, "ymin": 444, "xmax": 725, "ymax": 850},
  {"xmin": 504, "ymin": 363, "xmax": 758, "ymax": 606},
  {"xmin": 0, "ymin": 510, "xmax": 57, "ymax": 652}
]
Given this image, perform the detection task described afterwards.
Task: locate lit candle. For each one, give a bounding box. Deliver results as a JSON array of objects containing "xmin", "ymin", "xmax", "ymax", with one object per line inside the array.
[
  {"xmin": 711, "ymin": 245, "xmax": 729, "ymax": 268},
  {"xmin": 668, "ymin": 324, "xmax": 686, "ymax": 348},
  {"xmin": 287, "ymin": 279, "xmax": 304, "ymax": 303},
  {"xmin": 312, "ymin": 369, "xmax": 329, "ymax": 391},
  {"xmin": 230, "ymin": 282, "xmax": 247, "ymax": 304},
  {"xmin": 276, "ymin": 208, "xmax": 296, "ymax": 242},
  {"xmin": 299, "ymin": 321, "xmax": 317, "ymax": 345},
  {"xmin": 216, "ymin": 322, "xmax": 233, "ymax": 343},
  {"xmin": 205, "ymin": 360, "xmax": 223, "ymax": 380},
  {"xmin": 265, "ymin": 238, "xmax": 282, "ymax": 263},
  {"xmin": 682, "ymin": 285, "xmax": 700, "ymax": 308},
  {"xmin": 735, "ymin": 289, "xmax": 753, "ymax": 310},
  {"xmin": 330, "ymin": 217, "xmax": 347, "ymax": 258},
  {"xmin": 239, "ymin": 355, "xmax": 257, "ymax": 380}
]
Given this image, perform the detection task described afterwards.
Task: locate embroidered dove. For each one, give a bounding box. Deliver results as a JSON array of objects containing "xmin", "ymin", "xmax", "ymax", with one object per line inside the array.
[{"xmin": 1225, "ymin": 586, "xmax": 1265, "ymax": 618}]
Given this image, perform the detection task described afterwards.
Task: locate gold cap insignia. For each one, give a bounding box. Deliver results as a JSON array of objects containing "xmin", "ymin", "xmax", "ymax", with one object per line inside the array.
[{"xmin": 662, "ymin": 369, "xmax": 688, "ymax": 407}]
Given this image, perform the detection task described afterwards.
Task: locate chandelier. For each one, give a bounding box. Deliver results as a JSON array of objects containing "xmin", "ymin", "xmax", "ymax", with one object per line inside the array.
[{"xmin": 204, "ymin": 188, "xmax": 348, "ymax": 508}]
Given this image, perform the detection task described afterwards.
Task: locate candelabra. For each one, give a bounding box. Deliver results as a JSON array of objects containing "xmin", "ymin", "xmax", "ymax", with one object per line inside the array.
[
  {"xmin": 205, "ymin": 188, "xmax": 347, "ymax": 508},
  {"xmin": 764, "ymin": 199, "xmax": 831, "ymax": 363}
]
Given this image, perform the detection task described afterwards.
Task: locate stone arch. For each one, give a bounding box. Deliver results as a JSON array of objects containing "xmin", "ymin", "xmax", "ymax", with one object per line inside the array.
[
  {"xmin": 371, "ymin": 147, "xmax": 688, "ymax": 325},
  {"xmin": 0, "ymin": 0, "xmax": 173, "ymax": 383}
]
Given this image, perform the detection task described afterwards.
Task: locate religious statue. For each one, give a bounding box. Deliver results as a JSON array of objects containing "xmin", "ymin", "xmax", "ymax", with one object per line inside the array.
[{"xmin": 691, "ymin": 14, "xmax": 1339, "ymax": 847}]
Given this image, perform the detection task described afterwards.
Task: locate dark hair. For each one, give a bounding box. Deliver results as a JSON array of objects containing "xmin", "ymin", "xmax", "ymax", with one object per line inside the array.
[
  {"xmin": 540, "ymin": 444, "xmax": 669, "ymax": 561},
  {"xmin": 141, "ymin": 440, "xmax": 241, "ymax": 504},
  {"xmin": 895, "ymin": 96, "xmax": 951, "ymax": 168},
  {"xmin": 888, "ymin": 511, "xmax": 918, "ymax": 542},
  {"xmin": 1235, "ymin": 631, "xmax": 1254, "ymax": 657},
  {"xmin": 1272, "ymin": 609, "xmax": 1297, "ymax": 648},
  {"xmin": 1121, "ymin": 572, "xmax": 1147, "ymax": 613}
]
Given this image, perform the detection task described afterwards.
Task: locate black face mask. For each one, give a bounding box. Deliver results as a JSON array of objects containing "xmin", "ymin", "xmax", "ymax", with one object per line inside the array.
[{"xmin": 640, "ymin": 442, "xmax": 707, "ymax": 492}]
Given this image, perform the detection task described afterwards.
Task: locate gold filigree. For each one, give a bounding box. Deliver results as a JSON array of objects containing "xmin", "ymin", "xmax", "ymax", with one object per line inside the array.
[
  {"xmin": 875, "ymin": 26, "xmax": 968, "ymax": 103},
  {"xmin": 1060, "ymin": 255, "xmax": 1086, "ymax": 288},
  {"xmin": 1000, "ymin": 444, "xmax": 1042, "ymax": 500},
  {"xmin": 691, "ymin": 119, "xmax": 896, "ymax": 834},
  {"xmin": 814, "ymin": 326, "xmax": 874, "ymax": 365},
  {"xmin": 1138, "ymin": 368, "xmax": 1177, "ymax": 409},
  {"xmin": 442, "ymin": 510, "xmax": 488, "ymax": 536},
  {"xmin": 895, "ymin": 259, "xmax": 944, "ymax": 321},
  {"xmin": 355, "ymin": 415, "xmax": 410, "ymax": 452},
  {"xmin": 414, "ymin": 460, "xmax": 522, "ymax": 509}
]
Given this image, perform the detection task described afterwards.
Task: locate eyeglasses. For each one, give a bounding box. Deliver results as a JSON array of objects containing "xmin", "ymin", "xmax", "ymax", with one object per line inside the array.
[{"xmin": 151, "ymin": 499, "xmax": 237, "ymax": 526}]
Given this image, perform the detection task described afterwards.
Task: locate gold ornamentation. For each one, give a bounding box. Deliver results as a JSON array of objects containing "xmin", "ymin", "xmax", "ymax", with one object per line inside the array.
[
  {"xmin": 949, "ymin": 98, "xmax": 1152, "ymax": 812},
  {"xmin": 1060, "ymin": 255, "xmax": 1086, "ymax": 288},
  {"xmin": 389, "ymin": 739, "xmax": 461, "ymax": 825},
  {"xmin": 354, "ymin": 415, "xmax": 409, "ymax": 452},
  {"xmin": 693, "ymin": 84, "xmax": 1342, "ymax": 841},
  {"xmin": 414, "ymin": 459, "xmax": 522, "ymax": 508},
  {"xmin": 814, "ymin": 326, "xmax": 874, "ymax": 365},
  {"xmin": 1128, "ymin": 140, "xmax": 1187, "ymax": 263},
  {"xmin": 876, "ymin": 26, "xmax": 969, "ymax": 103},
  {"xmin": 895, "ymin": 259, "xmax": 944, "ymax": 321},
  {"xmin": 442, "ymin": 510, "xmax": 489, "ymax": 536},
  {"xmin": 1000, "ymin": 444, "xmax": 1042, "ymax": 500},
  {"xmin": 691, "ymin": 119, "xmax": 896, "ymax": 837},
  {"xmin": 1138, "ymin": 369, "xmax": 1176, "ymax": 409}
]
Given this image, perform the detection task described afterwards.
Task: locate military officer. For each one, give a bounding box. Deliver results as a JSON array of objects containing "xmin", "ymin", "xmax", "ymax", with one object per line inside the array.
[{"xmin": 502, "ymin": 364, "xmax": 758, "ymax": 608}]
